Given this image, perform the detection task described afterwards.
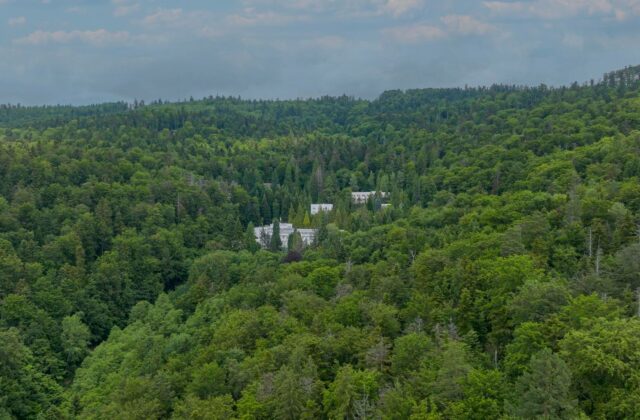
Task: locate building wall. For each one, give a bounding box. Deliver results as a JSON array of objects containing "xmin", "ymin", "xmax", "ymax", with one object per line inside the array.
[
  {"xmin": 310, "ymin": 204, "xmax": 333, "ymax": 215},
  {"xmin": 351, "ymin": 191, "xmax": 388, "ymax": 204},
  {"xmin": 254, "ymin": 223, "xmax": 317, "ymax": 249}
]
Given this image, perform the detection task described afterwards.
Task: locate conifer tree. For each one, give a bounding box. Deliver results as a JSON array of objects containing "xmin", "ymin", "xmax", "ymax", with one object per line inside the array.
[
  {"xmin": 508, "ymin": 349, "xmax": 578, "ymax": 419},
  {"xmin": 260, "ymin": 194, "xmax": 272, "ymax": 224},
  {"xmin": 245, "ymin": 222, "xmax": 260, "ymax": 252},
  {"xmin": 270, "ymin": 220, "xmax": 282, "ymax": 251},
  {"xmin": 316, "ymin": 214, "xmax": 329, "ymax": 246}
]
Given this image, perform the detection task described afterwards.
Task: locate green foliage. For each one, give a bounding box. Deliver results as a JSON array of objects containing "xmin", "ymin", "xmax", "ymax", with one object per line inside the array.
[
  {"xmin": 560, "ymin": 318, "xmax": 640, "ymax": 418},
  {"xmin": 323, "ymin": 365, "xmax": 380, "ymax": 419},
  {"xmin": 270, "ymin": 221, "xmax": 282, "ymax": 251},
  {"xmin": 2, "ymin": 66, "xmax": 640, "ymax": 417},
  {"xmin": 0, "ymin": 328, "xmax": 64, "ymax": 418},
  {"xmin": 61, "ymin": 313, "xmax": 91, "ymax": 369},
  {"xmin": 507, "ymin": 348, "xmax": 578, "ymax": 419},
  {"xmin": 172, "ymin": 395, "xmax": 235, "ymax": 420},
  {"xmin": 447, "ymin": 369, "xmax": 508, "ymax": 419}
]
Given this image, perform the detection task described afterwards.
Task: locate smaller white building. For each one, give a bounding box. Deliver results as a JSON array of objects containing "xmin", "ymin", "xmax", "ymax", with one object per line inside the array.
[
  {"xmin": 381, "ymin": 203, "xmax": 392, "ymax": 209},
  {"xmin": 351, "ymin": 191, "xmax": 388, "ymax": 204},
  {"xmin": 297, "ymin": 229, "xmax": 317, "ymax": 245},
  {"xmin": 310, "ymin": 204, "xmax": 334, "ymax": 215}
]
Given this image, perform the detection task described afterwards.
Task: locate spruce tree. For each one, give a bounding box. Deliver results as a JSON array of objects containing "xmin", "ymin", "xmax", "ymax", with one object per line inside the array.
[
  {"xmin": 270, "ymin": 220, "xmax": 282, "ymax": 251},
  {"xmin": 316, "ymin": 214, "xmax": 329, "ymax": 246},
  {"xmin": 508, "ymin": 348, "xmax": 578, "ymax": 419},
  {"xmin": 261, "ymin": 194, "xmax": 272, "ymax": 224},
  {"xmin": 245, "ymin": 222, "xmax": 260, "ymax": 252}
]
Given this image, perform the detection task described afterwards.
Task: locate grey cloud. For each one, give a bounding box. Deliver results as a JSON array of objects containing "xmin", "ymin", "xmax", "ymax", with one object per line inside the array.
[
  {"xmin": 241, "ymin": 0, "xmax": 427, "ymax": 17},
  {"xmin": 0, "ymin": 0, "xmax": 638, "ymax": 105},
  {"xmin": 483, "ymin": 0, "xmax": 640, "ymax": 20},
  {"xmin": 383, "ymin": 14, "xmax": 497, "ymax": 43},
  {"xmin": 14, "ymin": 29, "xmax": 133, "ymax": 46}
]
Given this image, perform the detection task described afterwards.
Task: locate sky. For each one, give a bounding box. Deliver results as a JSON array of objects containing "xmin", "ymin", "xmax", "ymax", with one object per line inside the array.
[{"xmin": 0, "ymin": 0, "xmax": 639, "ymax": 105}]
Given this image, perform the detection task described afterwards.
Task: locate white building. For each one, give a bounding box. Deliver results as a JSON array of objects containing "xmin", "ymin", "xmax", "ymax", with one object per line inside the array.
[
  {"xmin": 310, "ymin": 203, "xmax": 334, "ymax": 215},
  {"xmin": 254, "ymin": 222, "xmax": 317, "ymax": 249},
  {"xmin": 351, "ymin": 191, "xmax": 388, "ymax": 204},
  {"xmin": 297, "ymin": 228, "xmax": 317, "ymax": 245},
  {"xmin": 381, "ymin": 203, "xmax": 392, "ymax": 209}
]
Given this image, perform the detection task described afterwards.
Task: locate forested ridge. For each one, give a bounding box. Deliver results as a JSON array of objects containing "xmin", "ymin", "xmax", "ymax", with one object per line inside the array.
[{"xmin": 2, "ymin": 65, "xmax": 640, "ymax": 419}]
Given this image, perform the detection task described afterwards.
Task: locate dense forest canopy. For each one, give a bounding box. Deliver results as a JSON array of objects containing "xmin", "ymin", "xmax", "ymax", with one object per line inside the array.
[{"xmin": 1, "ymin": 65, "xmax": 640, "ymax": 419}]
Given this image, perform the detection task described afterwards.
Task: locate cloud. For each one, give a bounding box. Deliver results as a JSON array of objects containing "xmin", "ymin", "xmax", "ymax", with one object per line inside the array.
[
  {"xmin": 311, "ymin": 35, "xmax": 346, "ymax": 49},
  {"xmin": 241, "ymin": 0, "xmax": 425, "ymax": 17},
  {"xmin": 114, "ymin": 4, "xmax": 140, "ymax": 17},
  {"xmin": 381, "ymin": 0, "xmax": 425, "ymax": 17},
  {"xmin": 384, "ymin": 24, "xmax": 446, "ymax": 43},
  {"xmin": 141, "ymin": 8, "xmax": 184, "ymax": 26},
  {"xmin": 15, "ymin": 29, "xmax": 133, "ymax": 46},
  {"xmin": 483, "ymin": 1, "xmax": 527, "ymax": 14},
  {"xmin": 140, "ymin": 8, "xmax": 223, "ymax": 36},
  {"xmin": 2, "ymin": 0, "xmax": 639, "ymax": 106},
  {"xmin": 483, "ymin": 0, "xmax": 640, "ymax": 20},
  {"xmin": 562, "ymin": 33, "xmax": 585, "ymax": 48},
  {"xmin": 8, "ymin": 16, "xmax": 26, "ymax": 26},
  {"xmin": 227, "ymin": 9, "xmax": 307, "ymax": 26},
  {"xmin": 111, "ymin": 0, "xmax": 140, "ymax": 17},
  {"xmin": 140, "ymin": 7, "xmax": 306, "ymax": 38},
  {"xmin": 198, "ymin": 26, "xmax": 224, "ymax": 39},
  {"xmin": 615, "ymin": 0, "xmax": 640, "ymax": 18},
  {"xmin": 441, "ymin": 15, "xmax": 496, "ymax": 36},
  {"xmin": 385, "ymin": 15, "xmax": 496, "ymax": 43}
]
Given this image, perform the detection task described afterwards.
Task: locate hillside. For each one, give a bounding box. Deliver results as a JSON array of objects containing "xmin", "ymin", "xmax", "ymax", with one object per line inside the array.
[{"xmin": 1, "ymin": 65, "xmax": 640, "ymax": 419}]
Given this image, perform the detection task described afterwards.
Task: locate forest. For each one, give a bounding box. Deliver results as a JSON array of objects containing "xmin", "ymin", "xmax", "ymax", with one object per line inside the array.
[{"xmin": 1, "ymin": 65, "xmax": 640, "ymax": 419}]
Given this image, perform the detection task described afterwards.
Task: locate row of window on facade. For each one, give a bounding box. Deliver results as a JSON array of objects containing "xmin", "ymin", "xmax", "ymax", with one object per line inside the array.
[
  {"xmin": 254, "ymin": 223, "xmax": 316, "ymax": 249},
  {"xmin": 254, "ymin": 191, "xmax": 389, "ymax": 248},
  {"xmin": 310, "ymin": 192, "xmax": 390, "ymax": 214},
  {"xmin": 351, "ymin": 191, "xmax": 388, "ymax": 204}
]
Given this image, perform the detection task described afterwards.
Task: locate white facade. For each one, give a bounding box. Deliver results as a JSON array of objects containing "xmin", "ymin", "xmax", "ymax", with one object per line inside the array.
[
  {"xmin": 310, "ymin": 203, "xmax": 333, "ymax": 215},
  {"xmin": 351, "ymin": 191, "xmax": 388, "ymax": 204},
  {"xmin": 254, "ymin": 222, "xmax": 317, "ymax": 249},
  {"xmin": 381, "ymin": 203, "xmax": 392, "ymax": 209},
  {"xmin": 298, "ymin": 229, "xmax": 317, "ymax": 245}
]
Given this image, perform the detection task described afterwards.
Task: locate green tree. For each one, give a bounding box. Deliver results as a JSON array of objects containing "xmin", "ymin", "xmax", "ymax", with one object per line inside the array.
[
  {"xmin": 272, "ymin": 366, "xmax": 307, "ymax": 420},
  {"xmin": 270, "ymin": 220, "xmax": 282, "ymax": 251},
  {"xmin": 61, "ymin": 313, "xmax": 91, "ymax": 369},
  {"xmin": 560, "ymin": 318, "xmax": 640, "ymax": 418},
  {"xmin": 245, "ymin": 222, "xmax": 260, "ymax": 252},
  {"xmin": 323, "ymin": 365, "xmax": 379, "ymax": 419},
  {"xmin": 448, "ymin": 369, "xmax": 507, "ymax": 420},
  {"xmin": 431, "ymin": 340, "xmax": 472, "ymax": 408},
  {"xmin": 172, "ymin": 395, "xmax": 235, "ymax": 420},
  {"xmin": 187, "ymin": 362, "xmax": 227, "ymax": 399},
  {"xmin": 0, "ymin": 328, "xmax": 63, "ymax": 419},
  {"xmin": 508, "ymin": 348, "xmax": 577, "ymax": 419}
]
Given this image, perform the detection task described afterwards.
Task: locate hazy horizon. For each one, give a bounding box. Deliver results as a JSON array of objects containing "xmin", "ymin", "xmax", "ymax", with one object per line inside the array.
[{"xmin": 1, "ymin": 0, "xmax": 639, "ymax": 105}]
